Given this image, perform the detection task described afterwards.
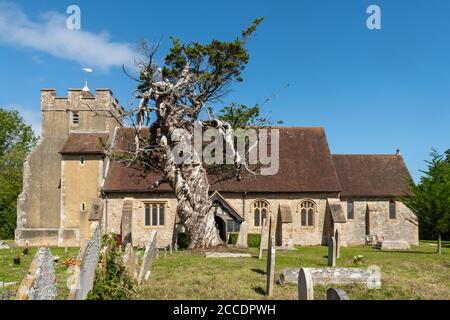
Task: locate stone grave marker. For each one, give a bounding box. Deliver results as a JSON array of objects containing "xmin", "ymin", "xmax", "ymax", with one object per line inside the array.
[
  {"xmin": 0, "ymin": 240, "xmax": 9, "ymax": 250},
  {"xmin": 298, "ymin": 268, "xmax": 314, "ymax": 300},
  {"xmin": 123, "ymin": 243, "xmax": 138, "ymax": 280},
  {"xmin": 265, "ymin": 216, "xmax": 276, "ymax": 297},
  {"xmin": 258, "ymin": 218, "xmax": 267, "ymax": 259},
  {"xmin": 334, "ymin": 229, "xmax": 340, "ymax": 259},
  {"xmin": 68, "ymin": 224, "xmax": 101, "ymax": 300},
  {"xmin": 327, "ymin": 288, "xmax": 350, "ymax": 300},
  {"xmin": 236, "ymin": 221, "xmax": 249, "ymax": 248},
  {"xmin": 328, "ymin": 236, "xmax": 336, "ymax": 267},
  {"xmin": 16, "ymin": 248, "xmax": 57, "ymax": 300},
  {"xmin": 279, "ymin": 267, "xmax": 373, "ymax": 286},
  {"xmin": 137, "ymin": 231, "xmax": 157, "ymax": 285}
]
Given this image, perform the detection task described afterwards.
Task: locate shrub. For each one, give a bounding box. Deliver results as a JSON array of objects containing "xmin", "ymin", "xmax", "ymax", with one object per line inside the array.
[
  {"xmin": 228, "ymin": 232, "xmax": 239, "ymax": 245},
  {"xmin": 177, "ymin": 233, "xmax": 189, "ymax": 249},
  {"xmin": 87, "ymin": 234, "xmax": 135, "ymax": 300},
  {"xmin": 247, "ymin": 234, "xmax": 261, "ymax": 248}
]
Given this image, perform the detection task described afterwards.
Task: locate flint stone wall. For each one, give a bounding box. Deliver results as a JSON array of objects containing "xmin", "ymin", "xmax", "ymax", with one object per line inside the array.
[{"xmin": 16, "ymin": 248, "xmax": 57, "ymax": 300}]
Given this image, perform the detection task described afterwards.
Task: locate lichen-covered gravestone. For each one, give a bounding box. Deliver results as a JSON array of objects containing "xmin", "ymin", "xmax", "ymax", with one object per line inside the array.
[
  {"xmin": 236, "ymin": 221, "xmax": 249, "ymax": 248},
  {"xmin": 328, "ymin": 237, "xmax": 336, "ymax": 267},
  {"xmin": 327, "ymin": 288, "xmax": 350, "ymax": 300},
  {"xmin": 298, "ymin": 268, "xmax": 314, "ymax": 300},
  {"xmin": 16, "ymin": 248, "xmax": 57, "ymax": 300},
  {"xmin": 68, "ymin": 224, "xmax": 101, "ymax": 300},
  {"xmin": 265, "ymin": 217, "xmax": 276, "ymax": 297},
  {"xmin": 138, "ymin": 231, "xmax": 157, "ymax": 285}
]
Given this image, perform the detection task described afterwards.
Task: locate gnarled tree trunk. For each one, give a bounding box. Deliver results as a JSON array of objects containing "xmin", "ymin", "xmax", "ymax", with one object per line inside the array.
[{"xmin": 158, "ymin": 100, "xmax": 222, "ymax": 248}]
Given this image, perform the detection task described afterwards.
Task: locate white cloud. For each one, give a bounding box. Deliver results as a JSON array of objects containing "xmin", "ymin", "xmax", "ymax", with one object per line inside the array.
[
  {"xmin": 6, "ymin": 105, "xmax": 42, "ymax": 137},
  {"xmin": 0, "ymin": 2, "xmax": 136, "ymax": 70}
]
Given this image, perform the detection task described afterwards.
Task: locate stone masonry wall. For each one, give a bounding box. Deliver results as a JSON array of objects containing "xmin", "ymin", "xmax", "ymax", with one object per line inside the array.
[
  {"xmin": 105, "ymin": 193, "xmax": 178, "ymax": 248},
  {"xmin": 16, "ymin": 89, "xmax": 122, "ymax": 247},
  {"xmin": 341, "ymin": 198, "xmax": 419, "ymax": 245}
]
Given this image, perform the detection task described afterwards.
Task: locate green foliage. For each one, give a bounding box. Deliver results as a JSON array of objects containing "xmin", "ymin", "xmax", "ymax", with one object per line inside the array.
[
  {"xmin": 218, "ymin": 103, "xmax": 284, "ymax": 129},
  {"xmin": 0, "ymin": 108, "xmax": 38, "ymax": 239},
  {"xmin": 177, "ymin": 233, "xmax": 189, "ymax": 250},
  {"xmin": 159, "ymin": 18, "xmax": 264, "ymax": 102},
  {"xmin": 247, "ymin": 234, "xmax": 261, "ymax": 248},
  {"xmin": 228, "ymin": 232, "xmax": 238, "ymax": 245},
  {"xmin": 87, "ymin": 234, "xmax": 135, "ymax": 300},
  {"xmin": 401, "ymin": 148, "xmax": 450, "ymax": 240}
]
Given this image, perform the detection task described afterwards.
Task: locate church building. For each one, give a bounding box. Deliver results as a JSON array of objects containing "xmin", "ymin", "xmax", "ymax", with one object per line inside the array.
[{"xmin": 15, "ymin": 88, "xmax": 419, "ymax": 248}]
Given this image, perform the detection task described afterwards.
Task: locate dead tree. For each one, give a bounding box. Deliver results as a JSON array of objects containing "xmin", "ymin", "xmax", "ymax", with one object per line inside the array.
[{"xmin": 114, "ymin": 19, "xmax": 264, "ymax": 248}]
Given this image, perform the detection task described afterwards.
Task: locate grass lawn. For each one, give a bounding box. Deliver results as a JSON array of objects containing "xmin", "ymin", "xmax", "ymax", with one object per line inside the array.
[
  {"xmin": 0, "ymin": 241, "xmax": 79, "ymax": 300},
  {"xmin": 136, "ymin": 242, "xmax": 450, "ymax": 300}
]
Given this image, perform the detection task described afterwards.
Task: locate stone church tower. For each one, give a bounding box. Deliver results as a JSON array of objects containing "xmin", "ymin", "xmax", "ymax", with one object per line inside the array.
[{"xmin": 15, "ymin": 88, "xmax": 123, "ymax": 246}]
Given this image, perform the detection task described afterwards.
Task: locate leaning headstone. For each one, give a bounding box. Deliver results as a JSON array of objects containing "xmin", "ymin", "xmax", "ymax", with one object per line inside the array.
[
  {"xmin": 265, "ymin": 217, "xmax": 276, "ymax": 297},
  {"xmin": 298, "ymin": 268, "xmax": 314, "ymax": 300},
  {"xmin": 327, "ymin": 288, "xmax": 350, "ymax": 300},
  {"xmin": 328, "ymin": 237, "xmax": 336, "ymax": 267},
  {"xmin": 123, "ymin": 243, "xmax": 138, "ymax": 280},
  {"xmin": 68, "ymin": 224, "xmax": 101, "ymax": 300},
  {"xmin": 16, "ymin": 248, "xmax": 57, "ymax": 300},
  {"xmin": 258, "ymin": 218, "xmax": 267, "ymax": 259},
  {"xmin": 236, "ymin": 221, "xmax": 249, "ymax": 248},
  {"xmin": 137, "ymin": 231, "xmax": 157, "ymax": 285},
  {"xmin": 334, "ymin": 229, "xmax": 340, "ymax": 259}
]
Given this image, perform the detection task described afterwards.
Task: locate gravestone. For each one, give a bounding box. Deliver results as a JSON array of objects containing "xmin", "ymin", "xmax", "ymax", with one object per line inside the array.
[
  {"xmin": 334, "ymin": 229, "xmax": 340, "ymax": 259},
  {"xmin": 137, "ymin": 231, "xmax": 157, "ymax": 285},
  {"xmin": 16, "ymin": 248, "xmax": 57, "ymax": 300},
  {"xmin": 68, "ymin": 224, "xmax": 101, "ymax": 300},
  {"xmin": 328, "ymin": 237, "xmax": 336, "ymax": 267},
  {"xmin": 0, "ymin": 240, "xmax": 9, "ymax": 250},
  {"xmin": 279, "ymin": 268, "xmax": 374, "ymax": 286},
  {"xmin": 265, "ymin": 217, "xmax": 276, "ymax": 297},
  {"xmin": 205, "ymin": 252, "xmax": 252, "ymax": 258},
  {"xmin": 258, "ymin": 218, "xmax": 267, "ymax": 259},
  {"xmin": 298, "ymin": 268, "xmax": 314, "ymax": 300},
  {"xmin": 327, "ymin": 288, "xmax": 350, "ymax": 300},
  {"xmin": 123, "ymin": 243, "xmax": 138, "ymax": 279},
  {"xmin": 236, "ymin": 221, "xmax": 249, "ymax": 248}
]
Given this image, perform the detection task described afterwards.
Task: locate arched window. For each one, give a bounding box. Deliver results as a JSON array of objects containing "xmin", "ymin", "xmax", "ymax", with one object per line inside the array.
[
  {"xmin": 299, "ymin": 200, "xmax": 316, "ymax": 227},
  {"xmin": 389, "ymin": 200, "xmax": 396, "ymax": 220},
  {"xmin": 253, "ymin": 200, "xmax": 269, "ymax": 227}
]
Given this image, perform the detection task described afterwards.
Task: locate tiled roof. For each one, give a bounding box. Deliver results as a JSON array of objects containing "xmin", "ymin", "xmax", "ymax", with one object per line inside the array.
[
  {"xmin": 60, "ymin": 132, "xmax": 109, "ymax": 155},
  {"xmin": 102, "ymin": 127, "xmax": 342, "ymax": 193},
  {"xmin": 332, "ymin": 154, "xmax": 412, "ymax": 197}
]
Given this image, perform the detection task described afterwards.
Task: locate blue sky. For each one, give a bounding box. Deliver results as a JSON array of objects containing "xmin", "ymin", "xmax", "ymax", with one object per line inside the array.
[{"xmin": 0, "ymin": 0, "xmax": 449, "ymax": 182}]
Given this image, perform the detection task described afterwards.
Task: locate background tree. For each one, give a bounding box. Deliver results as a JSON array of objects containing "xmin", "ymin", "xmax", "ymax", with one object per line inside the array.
[
  {"xmin": 0, "ymin": 108, "xmax": 38, "ymax": 239},
  {"xmin": 401, "ymin": 149, "xmax": 450, "ymax": 254},
  {"xmin": 117, "ymin": 18, "xmax": 265, "ymax": 248}
]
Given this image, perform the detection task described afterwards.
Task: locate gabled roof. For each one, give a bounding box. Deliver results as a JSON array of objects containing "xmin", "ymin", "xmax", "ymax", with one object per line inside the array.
[
  {"xmin": 102, "ymin": 127, "xmax": 342, "ymax": 193},
  {"xmin": 211, "ymin": 192, "xmax": 244, "ymax": 221},
  {"xmin": 327, "ymin": 198, "xmax": 346, "ymax": 223},
  {"xmin": 60, "ymin": 132, "xmax": 109, "ymax": 155},
  {"xmin": 332, "ymin": 154, "xmax": 412, "ymax": 197}
]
